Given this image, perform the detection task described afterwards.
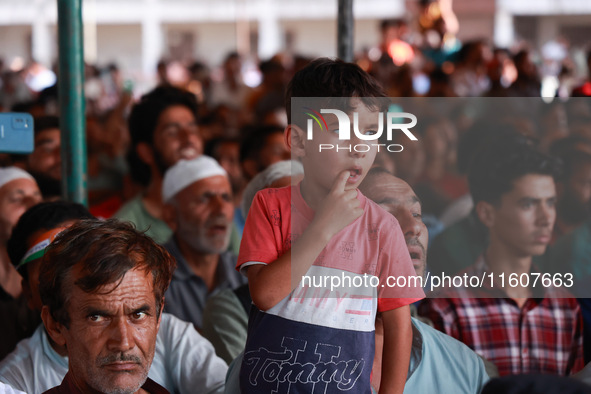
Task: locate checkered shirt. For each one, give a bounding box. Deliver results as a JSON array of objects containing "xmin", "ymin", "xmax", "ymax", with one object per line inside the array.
[{"xmin": 418, "ymin": 256, "xmax": 584, "ymax": 376}]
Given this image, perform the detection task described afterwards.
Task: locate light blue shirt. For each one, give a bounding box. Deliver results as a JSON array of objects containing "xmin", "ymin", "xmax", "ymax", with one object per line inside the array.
[
  {"xmin": 0, "ymin": 313, "xmax": 227, "ymax": 394},
  {"xmin": 404, "ymin": 318, "xmax": 489, "ymax": 393}
]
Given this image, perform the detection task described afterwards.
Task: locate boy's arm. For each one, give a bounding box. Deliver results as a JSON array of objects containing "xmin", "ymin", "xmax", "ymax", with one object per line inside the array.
[
  {"xmin": 247, "ymin": 170, "xmax": 362, "ymax": 311},
  {"xmin": 380, "ymin": 305, "xmax": 412, "ymax": 394}
]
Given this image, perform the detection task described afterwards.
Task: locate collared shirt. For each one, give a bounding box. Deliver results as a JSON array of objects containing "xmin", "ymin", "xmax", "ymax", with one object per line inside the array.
[
  {"xmin": 43, "ymin": 372, "xmax": 168, "ymax": 394},
  {"xmin": 164, "ymin": 237, "xmax": 247, "ymax": 330},
  {"xmin": 419, "ymin": 256, "xmax": 584, "ymax": 376},
  {"xmin": 404, "ymin": 317, "xmax": 489, "ymax": 393},
  {"xmin": 0, "ymin": 314, "xmax": 226, "ymax": 394}
]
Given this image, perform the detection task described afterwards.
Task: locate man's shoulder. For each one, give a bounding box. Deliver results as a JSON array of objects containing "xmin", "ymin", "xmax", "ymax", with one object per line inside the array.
[
  {"xmin": 412, "ymin": 317, "xmax": 482, "ymax": 362},
  {"xmin": 407, "ymin": 318, "xmax": 489, "ymax": 392},
  {"xmin": 0, "ymin": 324, "xmax": 45, "ymax": 370},
  {"xmin": 113, "ymin": 195, "xmax": 143, "ymax": 219},
  {"xmin": 0, "ymin": 325, "xmax": 67, "ymax": 393}
]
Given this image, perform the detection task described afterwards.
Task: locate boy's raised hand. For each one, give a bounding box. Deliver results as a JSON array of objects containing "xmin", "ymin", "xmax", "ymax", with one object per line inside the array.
[{"xmin": 311, "ymin": 170, "xmax": 364, "ymax": 240}]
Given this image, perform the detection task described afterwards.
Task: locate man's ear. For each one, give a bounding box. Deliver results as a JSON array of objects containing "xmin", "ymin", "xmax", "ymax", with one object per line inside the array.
[
  {"xmin": 136, "ymin": 142, "xmax": 155, "ymax": 166},
  {"xmin": 285, "ymin": 124, "xmax": 306, "ymax": 158},
  {"xmin": 162, "ymin": 202, "xmax": 178, "ymax": 232},
  {"xmin": 476, "ymin": 200, "xmax": 496, "ymax": 228},
  {"xmin": 41, "ymin": 305, "xmax": 67, "ymax": 347}
]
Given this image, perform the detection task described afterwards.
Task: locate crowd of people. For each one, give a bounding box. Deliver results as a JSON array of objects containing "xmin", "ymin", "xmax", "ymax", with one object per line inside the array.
[{"xmin": 0, "ymin": 4, "xmax": 591, "ymax": 393}]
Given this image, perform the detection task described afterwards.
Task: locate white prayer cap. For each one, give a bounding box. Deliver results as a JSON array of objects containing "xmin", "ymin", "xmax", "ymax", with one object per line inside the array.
[
  {"xmin": 0, "ymin": 167, "xmax": 35, "ymax": 190},
  {"xmin": 162, "ymin": 156, "xmax": 227, "ymax": 202}
]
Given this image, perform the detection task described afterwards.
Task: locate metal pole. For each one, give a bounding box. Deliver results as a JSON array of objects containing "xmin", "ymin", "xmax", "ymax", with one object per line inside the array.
[
  {"xmin": 337, "ymin": 0, "xmax": 354, "ymax": 62},
  {"xmin": 57, "ymin": 0, "xmax": 88, "ymax": 206}
]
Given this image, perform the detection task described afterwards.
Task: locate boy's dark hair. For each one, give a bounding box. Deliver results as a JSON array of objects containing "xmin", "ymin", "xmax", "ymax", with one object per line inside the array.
[
  {"xmin": 8, "ymin": 201, "xmax": 94, "ymax": 281},
  {"xmin": 285, "ymin": 57, "xmax": 388, "ymax": 125},
  {"xmin": 239, "ymin": 124, "xmax": 285, "ymax": 163},
  {"xmin": 127, "ymin": 86, "xmax": 199, "ymax": 185},
  {"xmin": 468, "ymin": 141, "xmax": 561, "ymax": 206},
  {"xmin": 39, "ymin": 219, "xmax": 176, "ymax": 327}
]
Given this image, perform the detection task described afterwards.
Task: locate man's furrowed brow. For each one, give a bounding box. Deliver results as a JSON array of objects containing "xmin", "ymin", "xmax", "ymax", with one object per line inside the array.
[
  {"xmin": 376, "ymin": 197, "xmax": 399, "ymax": 205},
  {"xmin": 83, "ymin": 306, "xmax": 111, "ymax": 317}
]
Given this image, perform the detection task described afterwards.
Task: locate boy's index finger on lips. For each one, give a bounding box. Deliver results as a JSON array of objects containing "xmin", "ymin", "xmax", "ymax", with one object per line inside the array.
[{"xmin": 331, "ymin": 170, "xmax": 351, "ymax": 194}]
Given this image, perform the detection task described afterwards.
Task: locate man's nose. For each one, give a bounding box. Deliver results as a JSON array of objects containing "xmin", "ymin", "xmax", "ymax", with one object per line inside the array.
[
  {"xmin": 107, "ymin": 318, "xmax": 134, "ymax": 352},
  {"xmin": 399, "ymin": 210, "xmax": 422, "ymax": 238},
  {"xmin": 537, "ymin": 203, "xmax": 555, "ymax": 227}
]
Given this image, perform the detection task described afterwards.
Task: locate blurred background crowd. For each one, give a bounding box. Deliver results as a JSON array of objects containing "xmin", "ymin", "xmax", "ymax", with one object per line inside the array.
[{"xmin": 0, "ymin": 0, "xmax": 590, "ymax": 231}]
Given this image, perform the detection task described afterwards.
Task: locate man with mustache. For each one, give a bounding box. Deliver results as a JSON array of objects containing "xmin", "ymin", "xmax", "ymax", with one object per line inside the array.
[
  {"xmin": 162, "ymin": 156, "xmax": 247, "ymax": 330},
  {"xmin": 40, "ymin": 219, "xmax": 175, "ymax": 394},
  {"xmin": 0, "ymin": 202, "xmax": 227, "ymax": 394},
  {"xmin": 115, "ymin": 86, "xmax": 203, "ymax": 244},
  {"xmin": 419, "ymin": 142, "xmax": 584, "ymax": 376}
]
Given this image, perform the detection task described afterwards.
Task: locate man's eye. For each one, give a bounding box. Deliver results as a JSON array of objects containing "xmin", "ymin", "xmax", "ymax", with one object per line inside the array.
[
  {"xmin": 88, "ymin": 315, "xmax": 104, "ymax": 322},
  {"xmin": 132, "ymin": 311, "xmax": 147, "ymax": 321},
  {"xmin": 363, "ymin": 129, "xmax": 378, "ymax": 136},
  {"xmin": 162, "ymin": 125, "xmax": 180, "ymax": 136}
]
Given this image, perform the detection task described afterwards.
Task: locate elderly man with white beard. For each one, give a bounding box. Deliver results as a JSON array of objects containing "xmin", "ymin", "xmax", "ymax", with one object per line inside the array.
[{"xmin": 162, "ymin": 156, "xmax": 247, "ymax": 330}]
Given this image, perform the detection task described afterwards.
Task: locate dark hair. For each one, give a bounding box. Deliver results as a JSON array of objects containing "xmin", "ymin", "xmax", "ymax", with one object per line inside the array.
[
  {"xmin": 239, "ymin": 124, "xmax": 285, "ymax": 163},
  {"xmin": 549, "ymin": 135, "xmax": 591, "ymax": 158},
  {"xmin": 513, "ymin": 49, "xmax": 530, "ymax": 67},
  {"xmin": 127, "ymin": 86, "xmax": 199, "ymax": 185},
  {"xmin": 556, "ymin": 150, "xmax": 591, "ymax": 183},
  {"xmin": 259, "ymin": 59, "xmax": 284, "ymax": 76},
  {"xmin": 468, "ymin": 141, "xmax": 561, "ymax": 205},
  {"xmin": 33, "ymin": 116, "xmax": 59, "ymax": 136},
  {"xmin": 129, "ymin": 85, "xmax": 198, "ymax": 147},
  {"xmin": 8, "ymin": 201, "xmax": 94, "ymax": 280},
  {"xmin": 456, "ymin": 39, "xmax": 486, "ymax": 64},
  {"xmin": 39, "ymin": 219, "xmax": 176, "ymax": 327},
  {"xmin": 380, "ymin": 19, "xmax": 404, "ymax": 31},
  {"xmin": 205, "ymin": 137, "xmax": 240, "ymax": 160},
  {"xmin": 285, "ymin": 57, "xmax": 388, "ymax": 125},
  {"xmin": 457, "ymin": 121, "xmax": 530, "ymax": 175}
]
